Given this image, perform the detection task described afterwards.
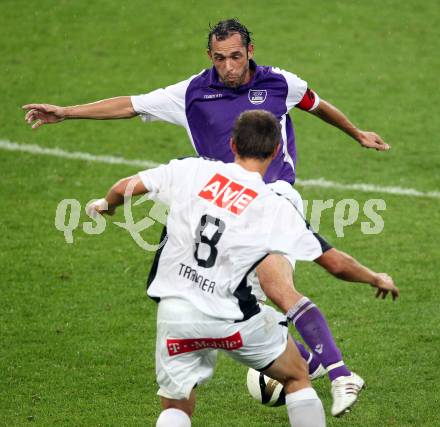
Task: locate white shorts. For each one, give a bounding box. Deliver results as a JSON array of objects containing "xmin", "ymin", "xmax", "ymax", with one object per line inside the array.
[
  {"xmin": 247, "ymin": 181, "xmax": 304, "ymax": 302},
  {"xmin": 155, "ymin": 298, "xmax": 288, "ymax": 400}
]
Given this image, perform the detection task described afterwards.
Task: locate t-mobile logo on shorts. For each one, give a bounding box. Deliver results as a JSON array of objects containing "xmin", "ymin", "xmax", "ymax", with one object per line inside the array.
[
  {"xmin": 167, "ymin": 332, "xmax": 243, "ymax": 356},
  {"xmin": 198, "ymin": 173, "xmax": 258, "ymax": 215}
]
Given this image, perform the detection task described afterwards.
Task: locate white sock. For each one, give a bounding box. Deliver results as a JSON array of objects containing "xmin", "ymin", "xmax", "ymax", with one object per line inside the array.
[
  {"xmin": 285, "ymin": 387, "xmax": 326, "ymax": 427},
  {"xmin": 156, "ymin": 408, "xmax": 191, "ymax": 427}
]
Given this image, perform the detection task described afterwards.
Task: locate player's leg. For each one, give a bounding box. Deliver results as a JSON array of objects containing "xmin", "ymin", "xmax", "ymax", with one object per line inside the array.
[
  {"xmin": 155, "ymin": 298, "xmax": 218, "ymax": 426},
  {"xmin": 257, "ymin": 254, "xmax": 363, "ymax": 415},
  {"xmin": 294, "ymin": 338, "xmax": 327, "ymax": 380},
  {"xmin": 263, "ymin": 336, "xmax": 326, "ymax": 427},
  {"xmin": 286, "ymin": 294, "xmax": 351, "ymax": 380},
  {"xmin": 266, "ymin": 183, "xmax": 364, "ymax": 385},
  {"xmin": 287, "ymin": 294, "xmax": 364, "ymax": 416},
  {"xmin": 156, "ymin": 392, "xmax": 194, "ymax": 427},
  {"xmin": 248, "ymin": 261, "xmax": 324, "ymax": 379},
  {"xmin": 257, "ymin": 254, "xmax": 347, "ymax": 377},
  {"xmin": 269, "ymin": 181, "xmax": 360, "ymax": 381},
  {"xmin": 228, "ymin": 304, "xmax": 325, "ymax": 427}
]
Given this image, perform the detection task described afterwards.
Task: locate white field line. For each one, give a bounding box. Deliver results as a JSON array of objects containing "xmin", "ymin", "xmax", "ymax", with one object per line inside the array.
[
  {"xmin": 0, "ymin": 140, "xmax": 159, "ymax": 169},
  {"xmin": 1, "ymin": 139, "xmax": 439, "ymax": 199},
  {"xmin": 296, "ymin": 178, "xmax": 440, "ymax": 199}
]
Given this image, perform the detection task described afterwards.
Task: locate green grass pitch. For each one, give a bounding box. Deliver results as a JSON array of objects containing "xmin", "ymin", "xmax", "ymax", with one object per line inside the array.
[{"xmin": 1, "ymin": 0, "xmax": 440, "ymax": 425}]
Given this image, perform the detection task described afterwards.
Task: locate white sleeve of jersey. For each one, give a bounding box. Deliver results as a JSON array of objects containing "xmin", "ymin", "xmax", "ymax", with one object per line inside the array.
[
  {"xmin": 138, "ymin": 157, "xmax": 200, "ymax": 205},
  {"xmin": 266, "ymin": 200, "xmax": 324, "ymax": 261},
  {"xmin": 138, "ymin": 163, "xmax": 174, "ymax": 206},
  {"xmin": 271, "ymin": 67, "xmax": 308, "ymax": 111},
  {"xmin": 130, "ymin": 75, "xmax": 197, "ymax": 126}
]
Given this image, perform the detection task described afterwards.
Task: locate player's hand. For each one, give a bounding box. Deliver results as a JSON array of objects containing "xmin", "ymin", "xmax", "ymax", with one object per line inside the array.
[
  {"xmin": 86, "ymin": 198, "xmax": 116, "ymax": 218},
  {"xmin": 22, "ymin": 103, "xmax": 66, "ymax": 129},
  {"xmin": 356, "ymin": 130, "xmax": 390, "ymax": 151},
  {"xmin": 371, "ymin": 273, "xmax": 399, "ymax": 301}
]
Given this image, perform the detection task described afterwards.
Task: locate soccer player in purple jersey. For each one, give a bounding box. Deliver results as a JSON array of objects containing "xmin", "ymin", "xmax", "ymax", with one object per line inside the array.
[{"xmin": 23, "ymin": 19, "xmax": 397, "ymax": 416}]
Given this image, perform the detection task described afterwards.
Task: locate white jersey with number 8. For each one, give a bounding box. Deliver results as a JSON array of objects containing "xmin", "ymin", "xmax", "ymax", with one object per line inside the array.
[{"xmin": 138, "ymin": 157, "xmax": 324, "ymax": 321}]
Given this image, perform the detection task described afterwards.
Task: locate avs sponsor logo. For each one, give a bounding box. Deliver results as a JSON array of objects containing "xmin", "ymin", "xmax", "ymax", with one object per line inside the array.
[
  {"xmin": 198, "ymin": 173, "xmax": 258, "ymax": 215},
  {"xmin": 248, "ymin": 89, "xmax": 267, "ymax": 105}
]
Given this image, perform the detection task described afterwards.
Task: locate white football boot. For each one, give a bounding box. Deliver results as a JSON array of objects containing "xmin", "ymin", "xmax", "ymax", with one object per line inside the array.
[
  {"xmin": 331, "ymin": 372, "xmax": 365, "ymax": 416},
  {"xmin": 309, "ymin": 364, "xmax": 327, "ymax": 381}
]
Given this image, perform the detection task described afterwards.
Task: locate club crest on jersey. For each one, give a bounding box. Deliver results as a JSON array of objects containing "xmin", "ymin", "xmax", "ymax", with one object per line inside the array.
[
  {"xmin": 198, "ymin": 173, "xmax": 258, "ymax": 215},
  {"xmin": 248, "ymin": 89, "xmax": 267, "ymax": 105}
]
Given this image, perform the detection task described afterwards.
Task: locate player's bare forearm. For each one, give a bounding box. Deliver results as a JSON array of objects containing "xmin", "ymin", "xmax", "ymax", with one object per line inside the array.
[
  {"xmin": 309, "ymin": 99, "xmax": 360, "ymax": 140},
  {"xmin": 106, "ymin": 175, "xmax": 149, "ymax": 208},
  {"xmin": 316, "ymin": 248, "xmax": 376, "ymax": 283},
  {"xmin": 309, "ymin": 99, "xmax": 390, "ymax": 151},
  {"xmin": 87, "ymin": 175, "xmax": 149, "ymax": 217},
  {"xmin": 64, "ymin": 96, "xmax": 137, "ymax": 120},
  {"xmin": 315, "ymin": 248, "xmax": 399, "ymax": 300},
  {"xmin": 104, "ymin": 182, "xmax": 126, "ymax": 211},
  {"xmin": 23, "ymin": 96, "xmax": 136, "ymax": 129}
]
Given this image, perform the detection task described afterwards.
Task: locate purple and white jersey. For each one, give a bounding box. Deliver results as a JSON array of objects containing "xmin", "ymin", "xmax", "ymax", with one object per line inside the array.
[{"xmin": 131, "ymin": 60, "xmax": 320, "ymax": 184}]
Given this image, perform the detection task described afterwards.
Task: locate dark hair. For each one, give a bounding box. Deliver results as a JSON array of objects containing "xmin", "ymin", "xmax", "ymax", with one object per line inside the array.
[
  {"xmin": 207, "ymin": 18, "xmax": 252, "ymax": 50},
  {"xmin": 232, "ymin": 110, "xmax": 281, "ymax": 160}
]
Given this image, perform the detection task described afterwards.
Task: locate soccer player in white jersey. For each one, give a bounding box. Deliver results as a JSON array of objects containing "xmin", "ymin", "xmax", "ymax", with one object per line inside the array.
[
  {"xmin": 24, "ymin": 18, "xmax": 397, "ymax": 416},
  {"xmin": 88, "ymin": 111, "xmax": 398, "ymax": 426}
]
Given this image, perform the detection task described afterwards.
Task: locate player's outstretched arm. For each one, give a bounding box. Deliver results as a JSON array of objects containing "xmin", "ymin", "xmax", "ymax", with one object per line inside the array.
[
  {"xmin": 315, "ymin": 248, "xmax": 399, "ymax": 300},
  {"xmin": 308, "ymin": 99, "xmax": 390, "ymax": 151},
  {"xmin": 86, "ymin": 175, "xmax": 148, "ymax": 218},
  {"xmin": 23, "ymin": 96, "xmax": 136, "ymax": 129}
]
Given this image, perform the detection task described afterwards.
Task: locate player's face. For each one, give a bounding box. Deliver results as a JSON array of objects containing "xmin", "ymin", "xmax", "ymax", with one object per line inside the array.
[{"xmin": 208, "ymin": 33, "xmax": 254, "ymax": 88}]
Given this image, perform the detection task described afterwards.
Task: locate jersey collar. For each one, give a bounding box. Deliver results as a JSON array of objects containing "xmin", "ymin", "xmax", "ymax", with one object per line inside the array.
[{"xmin": 230, "ymin": 162, "xmax": 264, "ymax": 181}]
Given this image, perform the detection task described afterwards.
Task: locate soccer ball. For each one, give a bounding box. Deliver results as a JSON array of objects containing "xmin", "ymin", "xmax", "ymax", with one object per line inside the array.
[{"xmin": 246, "ymin": 368, "xmax": 286, "ymax": 407}]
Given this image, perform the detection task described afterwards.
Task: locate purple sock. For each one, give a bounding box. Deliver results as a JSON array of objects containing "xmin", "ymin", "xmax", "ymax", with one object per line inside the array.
[
  {"xmin": 287, "ymin": 297, "xmax": 351, "ymax": 381},
  {"xmin": 293, "ymin": 337, "xmax": 321, "ymax": 375}
]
